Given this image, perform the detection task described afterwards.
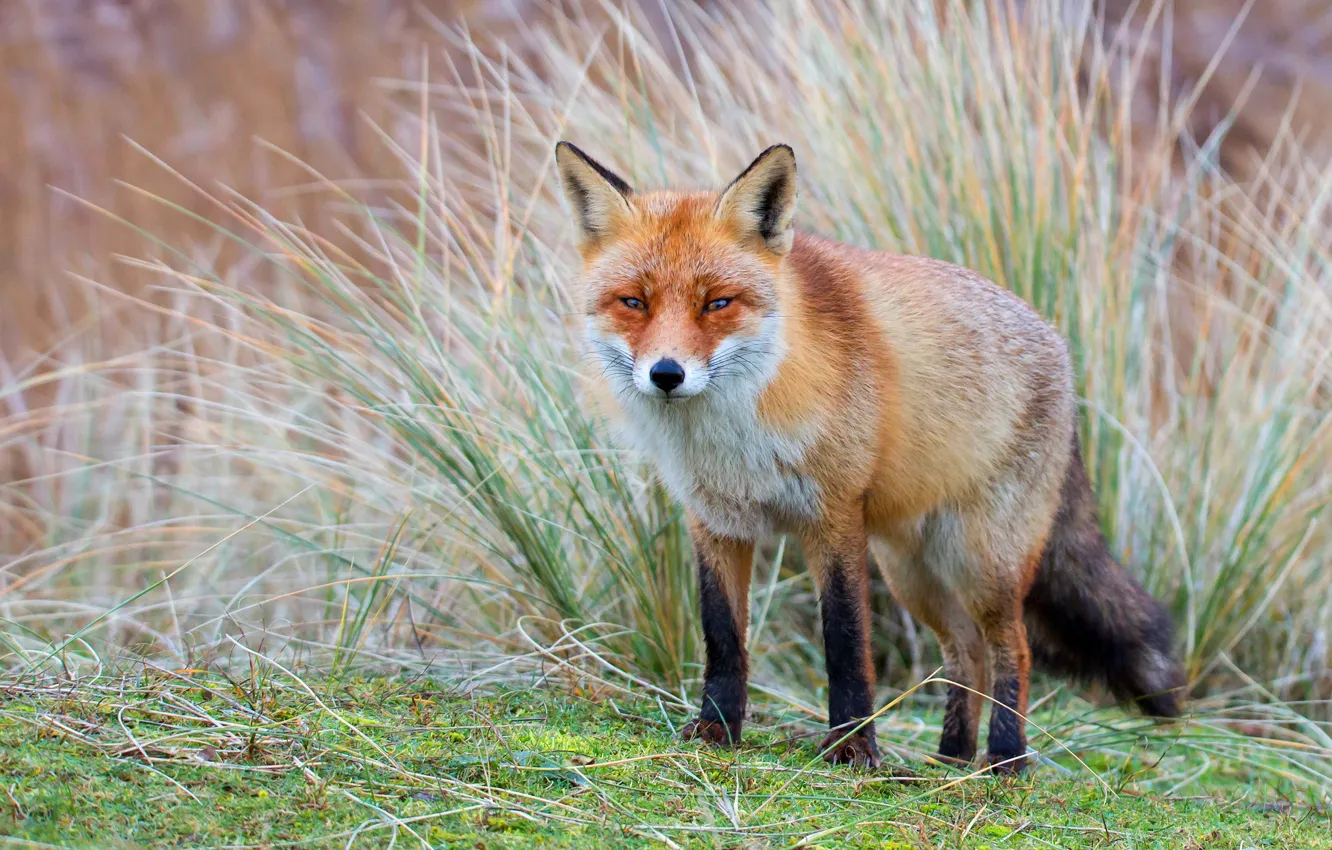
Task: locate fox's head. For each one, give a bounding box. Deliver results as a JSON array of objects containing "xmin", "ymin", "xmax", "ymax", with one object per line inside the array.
[{"xmin": 556, "ymin": 142, "xmax": 797, "ymax": 402}]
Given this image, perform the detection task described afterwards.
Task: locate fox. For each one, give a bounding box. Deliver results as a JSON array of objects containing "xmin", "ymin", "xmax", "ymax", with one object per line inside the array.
[{"xmin": 555, "ymin": 140, "xmax": 1185, "ymax": 772}]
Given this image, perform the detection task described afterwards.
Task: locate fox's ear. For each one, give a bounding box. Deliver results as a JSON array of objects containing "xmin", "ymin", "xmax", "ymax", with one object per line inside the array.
[
  {"xmin": 715, "ymin": 144, "xmax": 797, "ymax": 255},
  {"xmin": 555, "ymin": 142, "xmax": 634, "ymax": 251}
]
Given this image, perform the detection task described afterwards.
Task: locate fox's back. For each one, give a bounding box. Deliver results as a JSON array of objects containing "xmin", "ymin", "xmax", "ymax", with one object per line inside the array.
[{"xmin": 784, "ymin": 234, "xmax": 1075, "ymax": 522}]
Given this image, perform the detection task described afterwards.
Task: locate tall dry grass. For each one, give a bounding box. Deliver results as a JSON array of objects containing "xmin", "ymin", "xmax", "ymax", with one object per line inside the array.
[
  {"xmin": 0, "ymin": 1, "xmax": 1329, "ymax": 797},
  {"xmin": 0, "ymin": 0, "xmax": 615, "ymax": 373},
  {"xmin": 5, "ymin": 1, "xmax": 1331, "ymax": 371}
]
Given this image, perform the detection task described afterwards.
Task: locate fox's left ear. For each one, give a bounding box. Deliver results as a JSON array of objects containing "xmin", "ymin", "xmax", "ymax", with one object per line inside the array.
[{"xmin": 716, "ymin": 144, "xmax": 797, "ymax": 256}]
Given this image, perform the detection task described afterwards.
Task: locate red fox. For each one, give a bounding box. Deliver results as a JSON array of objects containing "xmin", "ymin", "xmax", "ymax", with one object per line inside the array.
[{"xmin": 556, "ymin": 141, "xmax": 1184, "ymax": 772}]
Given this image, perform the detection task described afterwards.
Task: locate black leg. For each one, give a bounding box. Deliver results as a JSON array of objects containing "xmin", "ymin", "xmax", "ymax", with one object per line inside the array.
[
  {"xmin": 681, "ymin": 530, "xmax": 753, "ymax": 748},
  {"xmin": 683, "ymin": 554, "xmax": 747, "ymax": 743},
  {"xmin": 938, "ymin": 682, "xmax": 979, "ymax": 764},
  {"xmin": 816, "ymin": 550, "xmax": 880, "ymax": 767},
  {"xmin": 983, "ymin": 617, "xmax": 1030, "ymax": 774}
]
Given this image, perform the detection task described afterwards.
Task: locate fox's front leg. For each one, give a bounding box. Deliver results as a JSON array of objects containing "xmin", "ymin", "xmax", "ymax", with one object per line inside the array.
[
  {"xmin": 681, "ymin": 520, "xmax": 754, "ymax": 747},
  {"xmin": 805, "ymin": 512, "xmax": 881, "ymax": 768}
]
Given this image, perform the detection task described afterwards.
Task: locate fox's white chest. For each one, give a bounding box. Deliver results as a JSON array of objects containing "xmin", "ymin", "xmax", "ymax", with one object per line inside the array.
[{"xmin": 618, "ymin": 395, "xmax": 820, "ymax": 539}]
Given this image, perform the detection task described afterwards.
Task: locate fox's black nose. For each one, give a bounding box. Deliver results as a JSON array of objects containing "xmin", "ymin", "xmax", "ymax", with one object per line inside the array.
[{"xmin": 649, "ymin": 359, "xmax": 686, "ymax": 393}]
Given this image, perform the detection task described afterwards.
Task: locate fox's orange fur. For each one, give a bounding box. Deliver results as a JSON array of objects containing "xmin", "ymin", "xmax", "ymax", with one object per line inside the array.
[{"xmin": 557, "ymin": 141, "xmax": 1183, "ymax": 771}]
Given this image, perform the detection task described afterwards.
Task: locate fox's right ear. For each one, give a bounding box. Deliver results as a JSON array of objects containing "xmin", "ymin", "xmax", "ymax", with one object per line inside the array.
[{"xmin": 555, "ymin": 142, "xmax": 634, "ymax": 252}]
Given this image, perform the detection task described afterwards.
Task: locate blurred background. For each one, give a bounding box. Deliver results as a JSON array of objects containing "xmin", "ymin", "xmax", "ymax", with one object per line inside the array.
[
  {"xmin": 4, "ymin": 0, "xmax": 479, "ymax": 370},
  {"xmin": 4, "ymin": 0, "xmax": 1331, "ymax": 370}
]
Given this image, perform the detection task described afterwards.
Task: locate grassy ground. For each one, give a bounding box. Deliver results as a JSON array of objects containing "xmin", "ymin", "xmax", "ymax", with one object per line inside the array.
[{"xmin": 2, "ymin": 671, "xmax": 1329, "ymax": 848}]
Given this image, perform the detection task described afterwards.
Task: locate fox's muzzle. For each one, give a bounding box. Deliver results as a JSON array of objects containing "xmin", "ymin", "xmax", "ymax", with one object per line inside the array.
[{"xmin": 634, "ymin": 355, "xmax": 709, "ymax": 398}]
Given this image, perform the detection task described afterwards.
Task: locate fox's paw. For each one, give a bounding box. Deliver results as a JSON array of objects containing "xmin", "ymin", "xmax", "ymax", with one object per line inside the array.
[
  {"xmin": 982, "ymin": 750, "xmax": 1028, "ymax": 776},
  {"xmin": 819, "ymin": 730, "xmax": 881, "ymax": 769},
  {"xmin": 681, "ymin": 717, "xmax": 739, "ymax": 747}
]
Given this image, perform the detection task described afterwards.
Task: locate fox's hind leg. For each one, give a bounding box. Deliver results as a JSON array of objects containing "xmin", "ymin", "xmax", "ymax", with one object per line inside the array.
[
  {"xmin": 973, "ymin": 593, "xmax": 1034, "ymax": 773},
  {"xmin": 873, "ymin": 536, "xmax": 986, "ymax": 765},
  {"xmin": 681, "ymin": 518, "xmax": 754, "ymax": 747},
  {"xmin": 945, "ymin": 496, "xmax": 1056, "ymax": 775}
]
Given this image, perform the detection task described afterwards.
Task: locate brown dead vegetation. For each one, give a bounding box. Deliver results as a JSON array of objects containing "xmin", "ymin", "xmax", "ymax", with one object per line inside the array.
[{"xmin": 3, "ymin": 1, "xmax": 1329, "ymax": 371}]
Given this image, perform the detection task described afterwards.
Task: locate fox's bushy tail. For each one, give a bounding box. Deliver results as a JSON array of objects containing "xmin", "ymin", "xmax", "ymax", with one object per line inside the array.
[{"xmin": 1024, "ymin": 435, "xmax": 1185, "ymax": 716}]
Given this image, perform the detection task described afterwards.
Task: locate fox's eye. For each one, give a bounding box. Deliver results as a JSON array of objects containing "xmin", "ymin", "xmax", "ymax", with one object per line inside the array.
[
  {"xmin": 621, "ymin": 297, "xmax": 646, "ymax": 311},
  {"xmin": 704, "ymin": 298, "xmax": 732, "ymax": 313}
]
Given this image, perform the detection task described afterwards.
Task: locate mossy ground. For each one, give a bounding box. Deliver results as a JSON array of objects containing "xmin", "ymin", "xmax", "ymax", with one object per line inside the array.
[{"xmin": 1, "ymin": 672, "xmax": 1327, "ymax": 848}]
